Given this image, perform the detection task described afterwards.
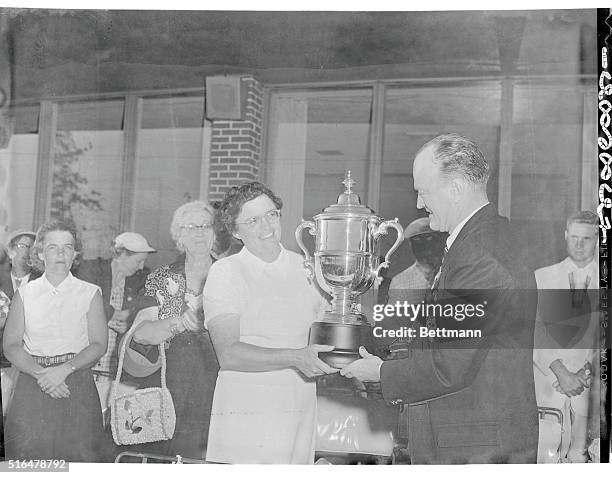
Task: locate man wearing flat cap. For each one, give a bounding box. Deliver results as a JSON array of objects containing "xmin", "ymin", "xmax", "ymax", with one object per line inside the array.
[
  {"xmin": 1, "ymin": 230, "xmax": 42, "ymax": 450},
  {"xmin": 388, "ymin": 217, "xmax": 445, "ymax": 306},
  {"xmin": 0, "ymin": 230, "xmax": 41, "ymax": 299},
  {"xmin": 75, "ymin": 232, "xmax": 156, "ymax": 411},
  {"xmin": 0, "ymin": 230, "xmax": 42, "ymax": 382}
]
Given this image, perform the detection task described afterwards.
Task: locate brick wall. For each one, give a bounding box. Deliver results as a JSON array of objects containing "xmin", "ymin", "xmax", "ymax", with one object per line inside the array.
[{"xmin": 207, "ymin": 76, "xmax": 264, "ymax": 203}]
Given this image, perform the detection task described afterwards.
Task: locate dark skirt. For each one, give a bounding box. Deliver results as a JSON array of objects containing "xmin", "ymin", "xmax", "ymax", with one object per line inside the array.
[
  {"xmin": 114, "ymin": 330, "xmax": 219, "ymax": 461},
  {"xmin": 4, "ymin": 368, "xmax": 108, "ymax": 462}
]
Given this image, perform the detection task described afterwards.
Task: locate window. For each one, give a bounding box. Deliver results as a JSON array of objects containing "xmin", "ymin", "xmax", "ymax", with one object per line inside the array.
[
  {"xmin": 11, "ymin": 90, "xmax": 211, "ymax": 270},
  {"xmin": 52, "ymin": 100, "xmax": 125, "ymax": 259},
  {"xmin": 380, "ymin": 83, "xmax": 502, "ymax": 274},
  {"xmin": 3, "ymin": 105, "xmax": 40, "ymax": 231},
  {"xmin": 134, "ymin": 95, "xmax": 209, "ymax": 269},
  {"xmin": 511, "ymin": 80, "xmax": 596, "ymax": 268},
  {"xmin": 267, "ymin": 88, "xmax": 373, "ymax": 252}
]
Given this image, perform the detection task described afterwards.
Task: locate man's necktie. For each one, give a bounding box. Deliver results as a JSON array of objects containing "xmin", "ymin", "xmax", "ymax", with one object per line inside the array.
[{"xmin": 431, "ymin": 246, "xmax": 449, "ymax": 291}]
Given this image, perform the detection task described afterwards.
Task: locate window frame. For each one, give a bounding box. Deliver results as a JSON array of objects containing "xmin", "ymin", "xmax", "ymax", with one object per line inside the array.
[{"xmin": 11, "ymin": 87, "xmax": 211, "ymax": 232}]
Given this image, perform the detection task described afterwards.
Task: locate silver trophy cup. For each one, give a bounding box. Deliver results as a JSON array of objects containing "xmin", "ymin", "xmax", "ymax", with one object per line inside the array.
[{"xmin": 296, "ymin": 171, "xmax": 403, "ymax": 368}]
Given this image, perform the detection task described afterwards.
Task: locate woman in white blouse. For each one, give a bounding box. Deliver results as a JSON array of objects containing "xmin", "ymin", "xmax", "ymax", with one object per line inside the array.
[
  {"xmin": 3, "ymin": 220, "xmax": 108, "ymax": 461},
  {"xmin": 203, "ymin": 182, "xmax": 337, "ymax": 464}
]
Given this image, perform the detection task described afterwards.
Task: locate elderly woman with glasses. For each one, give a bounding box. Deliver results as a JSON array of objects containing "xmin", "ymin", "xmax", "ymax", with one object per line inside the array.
[
  {"xmin": 203, "ymin": 182, "xmax": 336, "ymax": 464},
  {"xmin": 118, "ymin": 200, "xmax": 219, "ymax": 460},
  {"xmin": 3, "ymin": 220, "xmax": 108, "ymax": 461}
]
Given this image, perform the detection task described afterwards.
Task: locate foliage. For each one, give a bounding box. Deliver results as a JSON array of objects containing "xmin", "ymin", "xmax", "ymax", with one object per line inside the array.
[{"xmin": 50, "ymin": 131, "xmax": 104, "ymax": 224}]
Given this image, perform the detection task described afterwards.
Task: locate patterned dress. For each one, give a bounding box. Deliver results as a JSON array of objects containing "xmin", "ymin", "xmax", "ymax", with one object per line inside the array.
[{"xmin": 116, "ymin": 256, "xmax": 219, "ymax": 461}]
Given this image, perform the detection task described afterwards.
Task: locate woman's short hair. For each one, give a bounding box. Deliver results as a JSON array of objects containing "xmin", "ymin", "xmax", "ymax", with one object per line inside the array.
[
  {"xmin": 170, "ymin": 201, "xmax": 217, "ymax": 252},
  {"xmin": 29, "ymin": 220, "xmax": 82, "ymax": 272},
  {"xmin": 218, "ymin": 182, "xmax": 283, "ymax": 234}
]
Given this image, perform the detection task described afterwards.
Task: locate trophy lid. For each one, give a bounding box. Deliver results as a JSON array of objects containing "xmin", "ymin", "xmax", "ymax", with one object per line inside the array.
[{"xmin": 318, "ymin": 171, "xmax": 376, "ymax": 216}]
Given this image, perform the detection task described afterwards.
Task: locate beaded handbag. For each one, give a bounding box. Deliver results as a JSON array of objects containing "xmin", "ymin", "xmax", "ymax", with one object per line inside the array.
[{"xmin": 110, "ymin": 315, "xmax": 176, "ymax": 446}]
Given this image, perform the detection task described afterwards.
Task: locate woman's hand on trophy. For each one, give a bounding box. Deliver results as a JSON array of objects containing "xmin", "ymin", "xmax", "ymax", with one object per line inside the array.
[
  {"xmin": 293, "ymin": 344, "xmax": 339, "ymax": 377},
  {"xmin": 340, "ymin": 346, "xmax": 383, "ymax": 382}
]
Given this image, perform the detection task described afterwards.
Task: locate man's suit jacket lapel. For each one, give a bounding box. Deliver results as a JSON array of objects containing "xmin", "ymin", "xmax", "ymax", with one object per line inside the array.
[
  {"xmin": 0, "ymin": 270, "xmax": 43, "ymax": 299},
  {"xmin": 438, "ymin": 204, "xmax": 495, "ymax": 291},
  {"xmin": 3, "ymin": 279, "xmax": 14, "ymax": 299}
]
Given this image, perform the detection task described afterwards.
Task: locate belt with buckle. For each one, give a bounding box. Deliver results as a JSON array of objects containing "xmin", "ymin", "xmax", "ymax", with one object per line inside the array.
[{"xmin": 32, "ymin": 353, "xmax": 77, "ymax": 367}]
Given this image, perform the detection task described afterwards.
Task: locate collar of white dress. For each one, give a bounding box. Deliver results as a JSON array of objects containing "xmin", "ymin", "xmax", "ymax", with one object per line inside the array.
[
  {"xmin": 40, "ymin": 271, "xmax": 75, "ymax": 294},
  {"xmin": 239, "ymin": 244, "xmax": 288, "ymax": 270}
]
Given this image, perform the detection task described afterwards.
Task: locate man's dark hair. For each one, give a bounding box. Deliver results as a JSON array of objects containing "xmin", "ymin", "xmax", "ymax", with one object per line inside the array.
[
  {"xmin": 566, "ymin": 210, "xmax": 598, "ymax": 229},
  {"xmin": 420, "ymin": 133, "xmax": 490, "ymax": 185}
]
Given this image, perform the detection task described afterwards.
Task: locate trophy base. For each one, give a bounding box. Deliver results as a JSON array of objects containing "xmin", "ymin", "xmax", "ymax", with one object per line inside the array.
[
  {"xmin": 309, "ymin": 321, "xmax": 373, "ymax": 369},
  {"xmin": 316, "ymin": 374, "xmax": 384, "ymax": 401}
]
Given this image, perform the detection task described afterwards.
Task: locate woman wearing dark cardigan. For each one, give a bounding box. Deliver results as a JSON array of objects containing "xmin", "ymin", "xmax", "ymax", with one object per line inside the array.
[{"xmin": 116, "ymin": 201, "xmax": 219, "ymax": 460}]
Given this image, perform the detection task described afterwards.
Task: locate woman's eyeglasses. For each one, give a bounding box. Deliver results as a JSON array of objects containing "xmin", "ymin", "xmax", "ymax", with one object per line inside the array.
[
  {"xmin": 181, "ymin": 223, "xmax": 213, "ymax": 233},
  {"xmin": 235, "ymin": 209, "xmax": 281, "ymax": 230},
  {"xmin": 15, "ymin": 243, "xmax": 32, "ymax": 250}
]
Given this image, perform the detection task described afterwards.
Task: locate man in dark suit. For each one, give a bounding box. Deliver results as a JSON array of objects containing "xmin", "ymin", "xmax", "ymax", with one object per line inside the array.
[
  {"xmin": 0, "ymin": 230, "xmax": 41, "ymax": 299},
  {"xmin": 1, "ymin": 231, "xmax": 42, "ymax": 460},
  {"xmin": 1, "ymin": 231, "xmax": 42, "ymax": 370},
  {"xmin": 341, "ymin": 133, "xmax": 538, "ymax": 463}
]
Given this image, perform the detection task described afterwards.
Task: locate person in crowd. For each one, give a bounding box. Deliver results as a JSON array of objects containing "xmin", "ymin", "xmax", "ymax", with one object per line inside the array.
[
  {"xmin": 0, "ymin": 288, "xmax": 9, "ymax": 353},
  {"xmin": 75, "ymin": 232, "xmax": 155, "ymax": 412},
  {"xmin": 0, "ymin": 258, "xmax": 10, "ymax": 459},
  {"xmin": 387, "ymin": 217, "xmax": 445, "ymax": 305},
  {"xmin": 2, "ymin": 220, "xmax": 108, "ymax": 461},
  {"xmin": 0, "ymin": 244, "xmax": 14, "ymax": 411},
  {"xmin": 533, "ymin": 211, "xmax": 600, "ymax": 463},
  {"xmin": 0, "ymin": 230, "xmax": 40, "ymax": 299},
  {"xmin": 118, "ymin": 201, "xmax": 220, "ymax": 460},
  {"xmin": 340, "ymin": 134, "xmax": 539, "ymax": 463},
  {"xmin": 202, "ymin": 182, "xmax": 337, "ymax": 464},
  {"xmin": 383, "ymin": 217, "xmax": 446, "ymax": 360}
]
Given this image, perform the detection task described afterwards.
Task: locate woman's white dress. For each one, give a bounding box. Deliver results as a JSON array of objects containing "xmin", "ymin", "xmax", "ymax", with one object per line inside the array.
[{"xmin": 203, "ymin": 246, "xmax": 324, "ymax": 464}]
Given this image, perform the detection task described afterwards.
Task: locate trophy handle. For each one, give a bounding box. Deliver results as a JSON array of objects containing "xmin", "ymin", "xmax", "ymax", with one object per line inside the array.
[
  {"xmin": 295, "ymin": 220, "xmax": 316, "ymax": 282},
  {"xmin": 372, "ymin": 218, "xmax": 404, "ymax": 279}
]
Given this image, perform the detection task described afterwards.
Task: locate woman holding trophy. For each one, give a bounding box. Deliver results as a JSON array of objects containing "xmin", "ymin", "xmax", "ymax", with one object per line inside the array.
[{"xmin": 203, "ymin": 181, "xmax": 337, "ymax": 464}]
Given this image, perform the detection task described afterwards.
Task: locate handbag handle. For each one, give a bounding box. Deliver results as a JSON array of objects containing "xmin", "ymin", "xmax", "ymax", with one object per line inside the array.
[{"xmin": 110, "ymin": 311, "xmax": 168, "ymax": 402}]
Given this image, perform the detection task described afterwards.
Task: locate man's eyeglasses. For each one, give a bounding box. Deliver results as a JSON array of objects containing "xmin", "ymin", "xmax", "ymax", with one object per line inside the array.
[
  {"xmin": 15, "ymin": 243, "xmax": 32, "ymax": 250},
  {"xmin": 235, "ymin": 209, "xmax": 282, "ymax": 230},
  {"xmin": 181, "ymin": 223, "xmax": 213, "ymax": 233}
]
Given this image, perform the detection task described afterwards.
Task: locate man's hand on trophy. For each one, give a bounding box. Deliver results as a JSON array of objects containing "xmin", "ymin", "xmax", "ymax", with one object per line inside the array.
[
  {"xmin": 340, "ymin": 346, "xmax": 383, "ymax": 382},
  {"xmin": 294, "ymin": 344, "xmax": 339, "ymax": 378}
]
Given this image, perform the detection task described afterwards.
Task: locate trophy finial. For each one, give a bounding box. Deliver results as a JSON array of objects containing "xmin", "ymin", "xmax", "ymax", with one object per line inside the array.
[
  {"xmin": 336, "ymin": 170, "xmax": 362, "ymax": 207},
  {"xmin": 342, "ymin": 170, "xmax": 355, "ymax": 194}
]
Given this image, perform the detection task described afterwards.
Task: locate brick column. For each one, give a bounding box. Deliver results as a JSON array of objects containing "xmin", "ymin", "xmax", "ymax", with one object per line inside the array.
[{"xmin": 207, "ymin": 76, "xmax": 264, "ymax": 203}]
